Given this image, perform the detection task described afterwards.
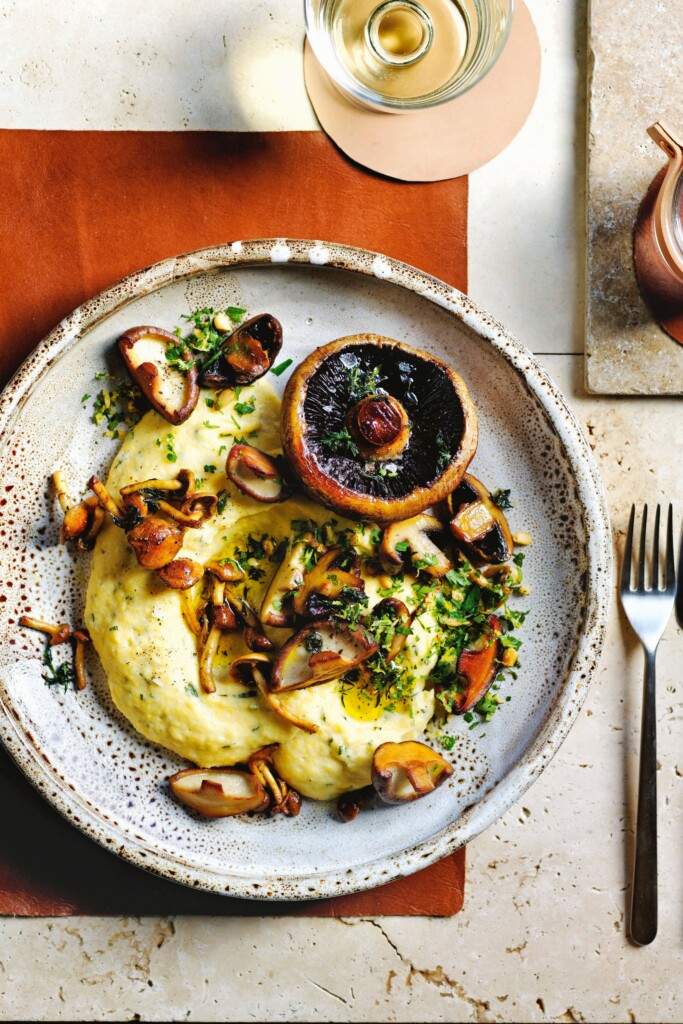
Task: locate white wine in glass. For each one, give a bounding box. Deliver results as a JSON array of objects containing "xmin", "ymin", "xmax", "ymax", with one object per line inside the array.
[{"xmin": 305, "ymin": 0, "xmax": 513, "ymax": 111}]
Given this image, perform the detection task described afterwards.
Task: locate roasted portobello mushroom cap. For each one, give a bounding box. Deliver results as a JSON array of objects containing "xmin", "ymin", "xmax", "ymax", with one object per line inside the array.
[{"xmin": 281, "ymin": 335, "xmax": 478, "ymax": 523}]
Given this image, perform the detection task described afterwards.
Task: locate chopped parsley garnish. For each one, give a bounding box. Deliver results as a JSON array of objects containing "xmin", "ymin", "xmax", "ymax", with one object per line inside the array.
[
  {"xmin": 164, "ymin": 433, "xmax": 178, "ymax": 462},
  {"xmin": 491, "ymin": 488, "xmax": 513, "ymax": 510},
  {"xmin": 270, "ymin": 358, "xmax": 293, "ymax": 377},
  {"xmin": 88, "ymin": 374, "xmax": 146, "ymax": 439},
  {"xmin": 204, "ymin": 464, "xmax": 217, "ymax": 474},
  {"xmin": 42, "ymin": 646, "xmax": 75, "ymax": 693},
  {"xmin": 304, "ymin": 630, "xmax": 324, "ymax": 653},
  {"xmin": 164, "ymin": 306, "xmax": 247, "ymax": 373},
  {"xmin": 347, "ymin": 363, "xmax": 384, "ymax": 402},
  {"xmin": 434, "ymin": 430, "xmax": 452, "ymax": 473},
  {"xmin": 320, "ymin": 427, "xmax": 359, "ymax": 459},
  {"xmin": 234, "ymin": 396, "xmax": 256, "ymax": 416}
]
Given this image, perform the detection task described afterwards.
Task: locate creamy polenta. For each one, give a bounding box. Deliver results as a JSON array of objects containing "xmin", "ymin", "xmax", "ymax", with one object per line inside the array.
[{"xmin": 86, "ymin": 377, "xmax": 437, "ymax": 800}]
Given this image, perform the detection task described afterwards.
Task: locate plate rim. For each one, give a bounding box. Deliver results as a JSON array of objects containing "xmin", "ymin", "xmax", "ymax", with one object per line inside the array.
[{"xmin": 0, "ymin": 238, "xmax": 612, "ymax": 900}]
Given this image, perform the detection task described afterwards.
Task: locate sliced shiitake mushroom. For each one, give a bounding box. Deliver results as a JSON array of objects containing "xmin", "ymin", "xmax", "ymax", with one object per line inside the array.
[
  {"xmin": 452, "ymin": 614, "xmax": 501, "ymax": 714},
  {"xmin": 119, "ymin": 326, "xmax": 199, "ymax": 424},
  {"xmin": 226, "ymin": 444, "xmax": 290, "ymax": 503},
  {"xmin": 169, "ymin": 768, "xmax": 269, "ymax": 818},
  {"xmin": 157, "ymin": 558, "xmax": 204, "ymax": 590},
  {"xmin": 230, "ymin": 654, "xmax": 318, "ymax": 734},
  {"xmin": 445, "ymin": 474, "xmax": 513, "ymax": 565},
  {"xmin": 380, "ymin": 514, "xmax": 452, "ymax": 578},
  {"xmin": 371, "ymin": 740, "xmax": 453, "ymax": 804},
  {"xmin": 127, "ymin": 515, "xmax": 184, "ymax": 569},
  {"xmin": 260, "ymin": 537, "xmax": 323, "ymax": 628},
  {"xmin": 200, "ymin": 313, "xmax": 283, "ymax": 388},
  {"xmin": 291, "ymin": 546, "xmax": 365, "ymax": 619},
  {"xmin": 270, "ymin": 620, "xmax": 378, "ymax": 692},
  {"xmin": 281, "ymin": 335, "xmax": 478, "ymax": 523}
]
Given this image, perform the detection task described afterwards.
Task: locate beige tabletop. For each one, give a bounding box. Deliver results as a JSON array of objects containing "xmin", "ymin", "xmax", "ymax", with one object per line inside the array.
[{"xmin": 0, "ymin": 2, "xmax": 681, "ymax": 1021}]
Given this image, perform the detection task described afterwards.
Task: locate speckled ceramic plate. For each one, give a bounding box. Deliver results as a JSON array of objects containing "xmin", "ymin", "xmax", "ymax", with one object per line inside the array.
[{"xmin": 0, "ymin": 240, "xmax": 611, "ymax": 900}]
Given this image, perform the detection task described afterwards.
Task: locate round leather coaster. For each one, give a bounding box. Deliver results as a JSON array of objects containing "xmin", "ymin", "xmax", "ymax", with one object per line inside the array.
[
  {"xmin": 634, "ymin": 168, "xmax": 683, "ymax": 346},
  {"xmin": 304, "ymin": 0, "xmax": 540, "ymax": 182}
]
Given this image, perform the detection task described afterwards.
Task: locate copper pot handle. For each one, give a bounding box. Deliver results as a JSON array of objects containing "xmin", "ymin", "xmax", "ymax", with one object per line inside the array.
[{"xmin": 647, "ymin": 122, "xmax": 683, "ymax": 280}]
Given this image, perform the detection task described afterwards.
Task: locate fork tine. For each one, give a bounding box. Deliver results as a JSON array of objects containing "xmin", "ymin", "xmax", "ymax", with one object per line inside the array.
[
  {"xmin": 665, "ymin": 503, "xmax": 675, "ymax": 592},
  {"xmin": 652, "ymin": 505, "xmax": 661, "ymax": 591},
  {"xmin": 621, "ymin": 504, "xmax": 635, "ymax": 593},
  {"xmin": 637, "ymin": 505, "xmax": 648, "ymax": 591}
]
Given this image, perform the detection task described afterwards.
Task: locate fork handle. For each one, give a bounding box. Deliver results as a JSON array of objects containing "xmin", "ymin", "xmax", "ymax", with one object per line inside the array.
[{"xmin": 631, "ymin": 649, "xmax": 658, "ymax": 945}]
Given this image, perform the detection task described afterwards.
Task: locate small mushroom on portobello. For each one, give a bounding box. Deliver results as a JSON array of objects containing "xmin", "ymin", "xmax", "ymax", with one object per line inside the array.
[
  {"xmin": 200, "ymin": 313, "xmax": 283, "ymax": 388},
  {"xmin": 230, "ymin": 654, "xmax": 318, "ymax": 734},
  {"xmin": 226, "ymin": 444, "xmax": 290, "ymax": 503},
  {"xmin": 346, "ymin": 394, "xmax": 410, "ymax": 461},
  {"xmin": 157, "ymin": 558, "xmax": 204, "ymax": 591},
  {"xmin": 281, "ymin": 335, "xmax": 478, "ymax": 523},
  {"xmin": 88, "ymin": 475, "xmax": 124, "ymax": 522},
  {"xmin": 127, "ymin": 515, "xmax": 184, "ymax": 569},
  {"xmin": 169, "ymin": 767, "xmax": 269, "ymax": 818},
  {"xmin": 451, "ymin": 614, "xmax": 501, "ymax": 714},
  {"xmin": 119, "ymin": 326, "xmax": 199, "ymax": 424},
  {"xmin": 371, "ymin": 740, "xmax": 453, "ymax": 804},
  {"xmin": 270, "ymin": 620, "xmax": 378, "ymax": 692},
  {"xmin": 445, "ymin": 475, "xmax": 513, "ymax": 565},
  {"xmin": 380, "ymin": 514, "xmax": 452, "ymax": 578}
]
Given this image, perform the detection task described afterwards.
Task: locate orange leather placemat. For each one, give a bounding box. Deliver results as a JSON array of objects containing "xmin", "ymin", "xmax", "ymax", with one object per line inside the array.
[{"xmin": 0, "ymin": 129, "xmax": 467, "ymax": 916}]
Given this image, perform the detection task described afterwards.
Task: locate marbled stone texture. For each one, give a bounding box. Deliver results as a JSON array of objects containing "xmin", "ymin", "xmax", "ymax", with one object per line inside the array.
[{"xmin": 586, "ymin": 0, "xmax": 683, "ymax": 393}]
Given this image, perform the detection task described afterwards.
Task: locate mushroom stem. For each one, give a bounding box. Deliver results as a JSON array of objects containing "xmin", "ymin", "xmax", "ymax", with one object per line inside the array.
[
  {"xmin": 72, "ymin": 628, "xmax": 90, "ymax": 690},
  {"xmin": 52, "ymin": 470, "xmax": 71, "ymax": 513},
  {"xmin": 198, "ymin": 626, "xmax": 219, "ymax": 694},
  {"xmin": 180, "ymin": 590, "xmax": 205, "ymax": 636},
  {"xmin": 88, "ymin": 475, "xmax": 124, "ymax": 521},
  {"xmin": 119, "ymin": 470, "xmax": 195, "ymax": 499},
  {"xmin": 253, "ymin": 670, "xmax": 318, "ymax": 734},
  {"xmin": 19, "ymin": 616, "xmax": 71, "ymax": 646}
]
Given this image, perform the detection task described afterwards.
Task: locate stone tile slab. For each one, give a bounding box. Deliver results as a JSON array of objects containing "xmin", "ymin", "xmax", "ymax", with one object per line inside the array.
[{"xmin": 586, "ymin": 0, "xmax": 683, "ymax": 393}]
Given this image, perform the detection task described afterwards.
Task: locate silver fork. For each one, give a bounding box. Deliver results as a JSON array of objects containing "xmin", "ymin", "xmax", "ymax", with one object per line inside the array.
[{"xmin": 619, "ymin": 503, "xmax": 676, "ymax": 946}]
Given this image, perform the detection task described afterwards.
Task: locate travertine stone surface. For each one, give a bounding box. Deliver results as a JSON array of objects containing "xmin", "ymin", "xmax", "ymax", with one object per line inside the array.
[
  {"xmin": 1, "ymin": 356, "xmax": 682, "ymax": 1023},
  {"xmin": 586, "ymin": 0, "xmax": 683, "ymax": 393}
]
